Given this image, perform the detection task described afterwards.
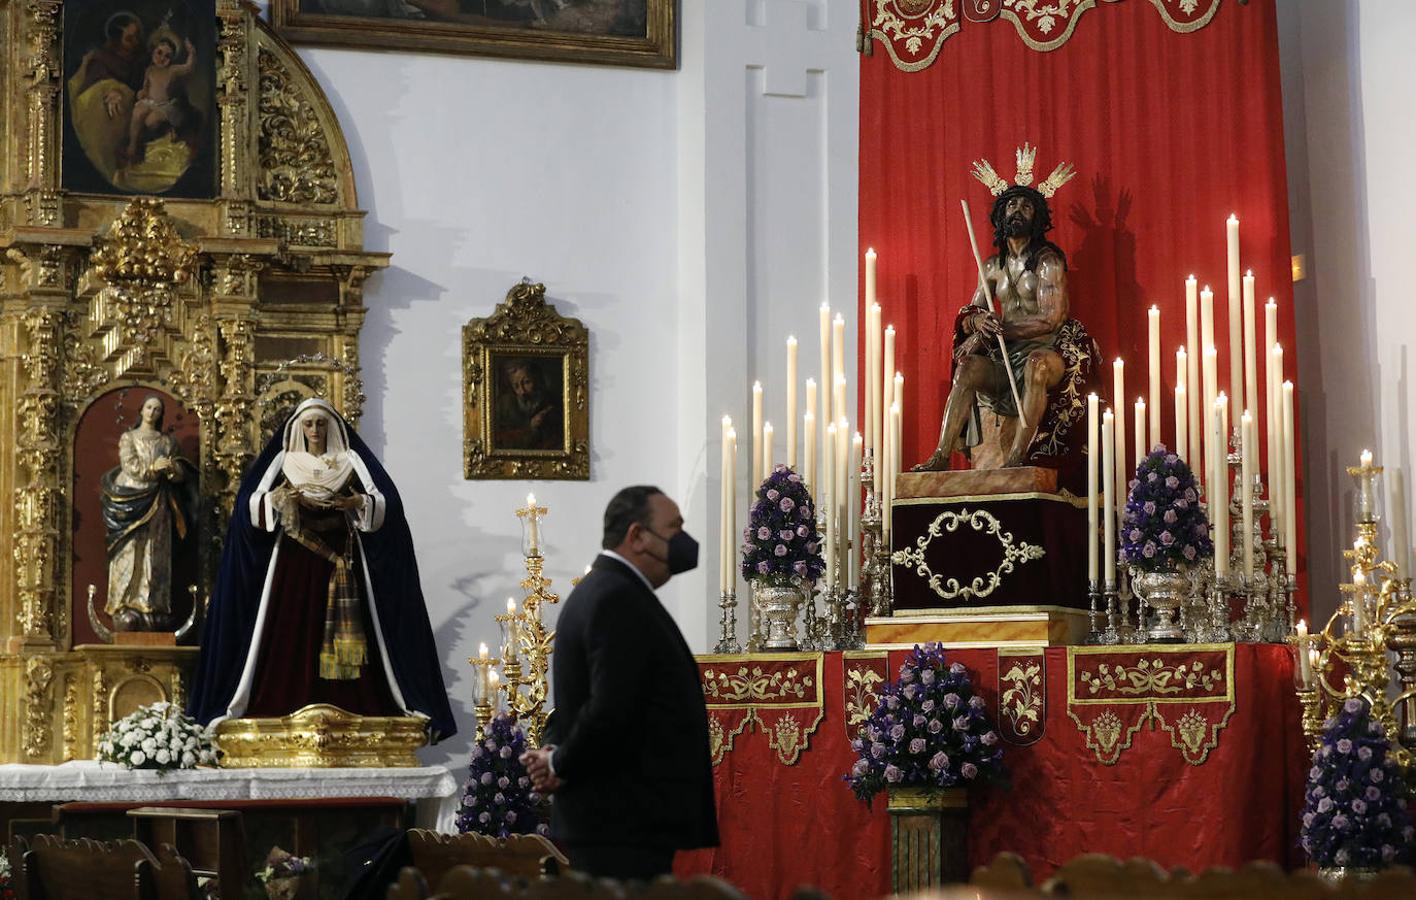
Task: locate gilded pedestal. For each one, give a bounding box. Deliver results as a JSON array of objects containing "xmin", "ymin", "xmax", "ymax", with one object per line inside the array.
[
  {"xmin": 887, "ymin": 787, "xmax": 969, "ymax": 891},
  {"xmin": 214, "ymin": 704, "xmax": 428, "ymax": 768}
]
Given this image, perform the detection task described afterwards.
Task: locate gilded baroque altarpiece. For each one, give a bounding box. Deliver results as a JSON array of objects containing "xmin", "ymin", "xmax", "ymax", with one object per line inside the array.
[{"xmin": 0, "ymin": 0, "xmax": 387, "ymax": 763}]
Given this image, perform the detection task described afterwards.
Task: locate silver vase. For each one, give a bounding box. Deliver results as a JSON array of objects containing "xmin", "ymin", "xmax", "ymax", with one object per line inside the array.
[
  {"xmin": 1129, "ymin": 568, "xmax": 1191, "ymax": 643},
  {"xmin": 752, "ymin": 581, "xmax": 805, "ymax": 650}
]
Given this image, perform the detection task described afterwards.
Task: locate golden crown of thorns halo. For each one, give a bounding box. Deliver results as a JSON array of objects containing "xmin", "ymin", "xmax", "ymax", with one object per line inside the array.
[{"xmin": 970, "ymin": 143, "xmax": 1077, "ymax": 199}]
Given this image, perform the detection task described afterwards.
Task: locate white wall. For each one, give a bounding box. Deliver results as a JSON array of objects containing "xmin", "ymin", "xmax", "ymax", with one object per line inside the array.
[
  {"xmin": 1278, "ymin": 0, "xmax": 1416, "ymax": 623},
  {"xmin": 280, "ymin": 0, "xmax": 859, "ymax": 768}
]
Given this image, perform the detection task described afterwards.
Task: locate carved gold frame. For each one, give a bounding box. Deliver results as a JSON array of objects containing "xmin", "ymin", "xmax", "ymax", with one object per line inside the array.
[
  {"xmin": 0, "ymin": 0, "xmax": 390, "ymax": 763},
  {"xmin": 271, "ymin": 0, "xmax": 676, "ymax": 69},
  {"xmin": 463, "ymin": 280, "xmax": 589, "ymax": 481}
]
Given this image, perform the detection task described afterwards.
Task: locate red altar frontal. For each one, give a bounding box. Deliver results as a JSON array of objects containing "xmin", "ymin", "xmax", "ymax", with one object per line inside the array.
[{"xmin": 676, "ymin": 645, "xmax": 1308, "ymax": 900}]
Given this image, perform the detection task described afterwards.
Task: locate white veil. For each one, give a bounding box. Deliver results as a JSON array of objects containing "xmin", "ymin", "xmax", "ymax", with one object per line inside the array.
[{"xmin": 279, "ymin": 398, "xmax": 355, "ymax": 500}]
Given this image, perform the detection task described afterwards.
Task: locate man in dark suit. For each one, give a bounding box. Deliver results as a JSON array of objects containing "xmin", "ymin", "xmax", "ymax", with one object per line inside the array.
[{"xmin": 521, "ymin": 485, "xmax": 718, "ymax": 879}]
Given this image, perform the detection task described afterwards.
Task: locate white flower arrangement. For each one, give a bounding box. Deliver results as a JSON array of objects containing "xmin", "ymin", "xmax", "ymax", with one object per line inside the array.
[{"xmin": 96, "ymin": 701, "xmax": 218, "ymax": 772}]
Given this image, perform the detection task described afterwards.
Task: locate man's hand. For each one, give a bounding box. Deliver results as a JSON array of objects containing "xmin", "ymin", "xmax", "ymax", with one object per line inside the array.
[
  {"xmin": 520, "ymin": 747, "xmax": 562, "ymax": 794},
  {"xmin": 972, "ymin": 310, "xmax": 1003, "ymax": 339}
]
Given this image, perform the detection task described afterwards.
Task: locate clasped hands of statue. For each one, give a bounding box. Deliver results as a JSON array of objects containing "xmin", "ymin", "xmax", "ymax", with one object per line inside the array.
[{"xmin": 271, "ymin": 483, "xmax": 363, "ymax": 514}]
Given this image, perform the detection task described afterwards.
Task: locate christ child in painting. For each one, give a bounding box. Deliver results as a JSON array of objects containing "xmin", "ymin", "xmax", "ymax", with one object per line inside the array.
[{"xmin": 123, "ymin": 34, "xmax": 196, "ymax": 166}]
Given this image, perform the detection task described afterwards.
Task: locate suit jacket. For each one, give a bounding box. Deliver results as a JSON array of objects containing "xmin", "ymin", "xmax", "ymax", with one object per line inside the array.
[{"xmin": 544, "ymin": 554, "xmax": 719, "ymax": 851}]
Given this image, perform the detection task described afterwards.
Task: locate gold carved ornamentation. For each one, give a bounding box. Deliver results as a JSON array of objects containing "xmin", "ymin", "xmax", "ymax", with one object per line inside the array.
[
  {"xmin": 63, "ymin": 673, "xmax": 79, "ymax": 761},
  {"xmin": 1000, "ymin": 658, "xmax": 1043, "ymax": 738},
  {"xmin": 215, "ymin": 704, "xmax": 428, "ymax": 768},
  {"xmin": 92, "ymin": 667, "xmax": 110, "ymax": 743},
  {"xmin": 23, "ymin": 657, "xmax": 54, "ymax": 759},
  {"xmin": 256, "ymin": 48, "xmax": 338, "ymax": 205},
  {"xmin": 463, "ymin": 280, "xmax": 590, "ymax": 480},
  {"xmin": 88, "ymin": 199, "xmax": 199, "ymax": 362},
  {"xmin": 890, "ymin": 508, "xmax": 1045, "ymax": 601}
]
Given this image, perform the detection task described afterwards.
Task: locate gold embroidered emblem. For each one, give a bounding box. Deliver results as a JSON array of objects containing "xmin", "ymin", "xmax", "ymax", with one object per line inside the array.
[
  {"xmin": 845, "ymin": 667, "xmax": 885, "ymax": 728},
  {"xmin": 891, "ymin": 508, "xmax": 1045, "ymax": 601},
  {"xmin": 1000, "ymin": 660, "xmax": 1043, "ymax": 736}
]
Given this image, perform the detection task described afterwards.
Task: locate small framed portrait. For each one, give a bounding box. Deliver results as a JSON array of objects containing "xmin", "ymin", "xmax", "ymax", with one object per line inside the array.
[
  {"xmin": 464, "ymin": 281, "xmax": 589, "ymax": 480},
  {"xmin": 272, "ymin": 0, "xmax": 675, "ymax": 69},
  {"xmin": 62, "ymin": 0, "xmax": 219, "ymax": 197}
]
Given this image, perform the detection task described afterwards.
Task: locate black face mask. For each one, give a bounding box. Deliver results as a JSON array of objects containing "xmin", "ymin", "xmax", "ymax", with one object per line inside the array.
[{"xmin": 646, "ymin": 528, "xmax": 699, "ymax": 575}]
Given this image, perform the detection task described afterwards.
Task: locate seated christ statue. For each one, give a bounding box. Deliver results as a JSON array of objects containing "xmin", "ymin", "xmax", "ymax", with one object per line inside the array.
[{"xmin": 916, "ymin": 145, "xmax": 1100, "ymax": 473}]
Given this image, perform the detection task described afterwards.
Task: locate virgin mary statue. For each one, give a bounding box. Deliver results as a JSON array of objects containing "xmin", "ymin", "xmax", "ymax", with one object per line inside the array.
[{"xmin": 188, "ymin": 398, "xmax": 455, "ymax": 742}]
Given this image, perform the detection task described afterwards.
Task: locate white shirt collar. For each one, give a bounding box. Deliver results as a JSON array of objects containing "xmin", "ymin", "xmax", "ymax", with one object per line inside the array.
[{"xmin": 598, "ymin": 550, "xmax": 656, "ymax": 594}]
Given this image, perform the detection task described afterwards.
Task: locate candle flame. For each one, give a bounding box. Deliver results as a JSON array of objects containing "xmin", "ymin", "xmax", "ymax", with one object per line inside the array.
[
  {"xmin": 753, "ymin": 381, "xmax": 762, "ymax": 392},
  {"xmin": 1245, "ymin": 269, "xmax": 1253, "ymax": 277},
  {"xmin": 1228, "ymin": 213, "xmax": 1238, "ymax": 222},
  {"xmin": 527, "ymin": 493, "xmax": 536, "ymax": 506},
  {"xmin": 479, "ymin": 642, "xmax": 489, "ymax": 659},
  {"xmin": 787, "ymin": 335, "xmax": 797, "ymax": 345},
  {"xmin": 722, "ymin": 415, "xmax": 732, "ymax": 427},
  {"xmin": 866, "ymin": 247, "xmax": 876, "ymax": 255},
  {"xmin": 507, "ymin": 597, "xmax": 516, "ymax": 613}
]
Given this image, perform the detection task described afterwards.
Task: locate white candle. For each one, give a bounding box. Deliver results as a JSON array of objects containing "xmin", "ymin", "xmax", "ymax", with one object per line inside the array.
[
  {"xmin": 477, "ymin": 641, "xmax": 490, "ymax": 702},
  {"xmin": 882, "ymin": 381, "xmax": 893, "ymax": 512},
  {"xmin": 867, "ymin": 303, "xmax": 880, "ymax": 453},
  {"xmin": 1241, "ymin": 411, "xmax": 1255, "ymax": 580},
  {"xmin": 1242, "ymin": 271, "xmax": 1258, "ymax": 423},
  {"xmin": 1135, "ymin": 398, "xmax": 1147, "ymax": 463},
  {"xmin": 505, "ymin": 598, "xmax": 519, "ymax": 662},
  {"xmin": 1265, "ymin": 300, "xmax": 1280, "ymax": 508},
  {"xmin": 1392, "ymin": 468, "xmax": 1410, "ymax": 581},
  {"xmin": 1148, "ymin": 305, "xmax": 1161, "ymax": 449},
  {"xmin": 1214, "ymin": 395, "xmax": 1229, "ymax": 577},
  {"xmin": 837, "ymin": 418, "xmax": 850, "ymax": 584},
  {"xmin": 887, "ymin": 400, "xmax": 901, "ymax": 546},
  {"xmin": 803, "ymin": 411, "xmax": 816, "ymax": 494},
  {"xmin": 881, "ymin": 325, "xmax": 896, "ymax": 495},
  {"xmin": 786, "ymin": 336, "xmax": 798, "ymax": 470},
  {"xmin": 1175, "ymin": 384, "xmax": 1187, "ymax": 467},
  {"xmin": 819, "ymin": 304, "xmax": 832, "ymax": 441},
  {"xmin": 850, "ymin": 432, "xmax": 862, "ymax": 588},
  {"xmin": 752, "ymin": 381, "xmax": 764, "ymax": 489},
  {"xmin": 1352, "ymin": 568, "xmax": 1367, "ymax": 636},
  {"xmin": 1202, "ymin": 345, "xmax": 1218, "ymax": 492},
  {"xmin": 1295, "ymin": 619, "xmax": 1312, "ymax": 687},
  {"xmin": 1186, "ymin": 277, "xmax": 1202, "ymax": 471},
  {"xmin": 1283, "ymin": 381, "xmax": 1297, "ymax": 562},
  {"xmin": 1088, "ymin": 393, "xmax": 1099, "ymax": 587},
  {"xmin": 526, "ymin": 494, "xmax": 540, "ymax": 555},
  {"xmin": 824, "ymin": 421, "xmax": 836, "ymax": 589},
  {"xmin": 865, "ymin": 247, "xmax": 877, "ymax": 308},
  {"xmin": 721, "ymin": 415, "xmax": 732, "ymax": 592},
  {"xmin": 832, "ymin": 314, "xmax": 846, "ymax": 421},
  {"xmin": 1176, "ymin": 345, "xmax": 1188, "ymax": 454},
  {"xmin": 1103, "ymin": 408, "xmax": 1116, "ymax": 589},
  {"xmin": 728, "ymin": 427, "xmax": 738, "ymax": 590},
  {"xmin": 1269, "ymin": 342, "xmax": 1284, "ymax": 541},
  {"xmin": 1227, "ymin": 215, "xmax": 1242, "ymax": 415},
  {"xmin": 762, "ymin": 421, "xmax": 774, "ymax": 479},
  {"xmin": 488, "ymin": 669, "xmax": 501, "ymax": 710},
  {"xmin": 1113, "ymin": 358, "xmax": 1127, "ymax": 506}
]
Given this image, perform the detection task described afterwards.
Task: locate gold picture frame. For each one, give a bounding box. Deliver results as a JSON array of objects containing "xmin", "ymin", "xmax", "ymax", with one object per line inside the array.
[
  {"xmin": 271, "ymin": 0, "xmax": 676, "ymax": 69},
  {"xmin": 464, "ymin": 280, "xmax": 589, "ymax": 480}
]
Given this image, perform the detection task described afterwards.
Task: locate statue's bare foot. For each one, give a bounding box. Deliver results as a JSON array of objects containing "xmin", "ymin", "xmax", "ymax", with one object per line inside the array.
[{"xmin": 912, "ymin": 449, "xmax": 953, "ymax": 472}]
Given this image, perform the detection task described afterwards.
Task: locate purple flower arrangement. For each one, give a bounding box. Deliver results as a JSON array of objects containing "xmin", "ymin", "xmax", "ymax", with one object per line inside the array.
[
  {"xmin": 1301, "ymin": 696, "xmax": 1414, "ymax": 869},
  {"xmin": 456, "ymin": 713, "xmax": 549, "ymax": 839},
  {"xmin": 740, "ymin": 464, "xmax": 826, "ymax": 585},
  {"xmin": 845, "ymin": 643, "xmax": 1004, "ymax": 803},
  {"xmin": 1120, "ymin": 445, "xmax": 1212, "ymax": 572}
]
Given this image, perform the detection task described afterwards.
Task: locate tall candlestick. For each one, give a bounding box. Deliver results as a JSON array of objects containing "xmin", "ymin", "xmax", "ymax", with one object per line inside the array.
[
  {"xmin": 728, "ymin": 427, "xmax": 737, "ymax": 590},
  {"xmin": 1202, "ymin": 345, "xmax": 1218, "ymax": 491},
  {"xmin": 1174, "ymin": 384, "xmax": 1187, "ymax": 466},
  {"xmin": 762, "ymin": 421, "xmax": 774, "ymax": 477},
  {"xmin": 881, "ymin": 325, "xmax": 896, "ymax": 495},
  {"xmin": 1214, "ymin": 394, "xmax": 1229, "ymax": 577},
  {"xmin": 888, "ymin": 401, "xmax": 901, "ymax": 545},
  {"xmin": 1392, "ymin": 468, "xmax": 1410, "ymax": 581},
  {"xmin": 865, "ymin": 248, "xmax": 877, "ymax": 308},
  {"xmin": 832, "ymin": 314, "xmax": 846, "ymax": 422},
  {"xmin": 867, "ymin": 303, "xmax": 880, "ymax": 453},
  {"xmin": 803, "ymin": 411, "xmax": 816, "ymax": 493},
  {"xmin": 1103, "ymin": 408, "xmax": 1116, "ymax": 589},
  {"xmin": 1227, "ymin": 215, "xmax": 1242, "ymax": 415},
  {"xmin": 824, "ymin": 421, "xmax": 837, "ymax": 589},
  {"xmin": 1088, "ymin": 393, "xmax": 1099, "ymax": 586},
  {"xmin": 1242, "ymin": 270, "xmax": 1258, "ymax": 422},
  {"xmin": 525, "ymin": 493, "xmax": 540, "ymax": 556},
  {"xmin": 1282, "ymin": 381, "xmax": 1297, "ymax": 561},
  {"xmin": 786, "ymin": 337, "xmax": 798, "ymax": 470},
  {"xmin": 1113, "ymin": 358, "xmax": 1127, "ymax": 507},
  {"xmin": 819, "ymin": 304, "xmax": 832, "ymax": 444},
  {"xmin": 1148, "ymin": 305, "xmax": 1161, "ymax": 448},
  {"xmin": 1265, "ymin": 299, "xmax": 1279, "ymax": 498},
  {"xmin": 752, "ymin": 381, "xmax": 763, "ymax": 489},
  {"xmin": 1186, "ymin": 277, "xmax": 1201, "ymax": 471},
  {"xmin": 1295, "ymin": 619, "xmax": 1312, "ymax": 687},
  {"xmin": 721, "ymin": 415, "xmax": 732, "ymax": 593},
  {"xmin": 850, "ymin": 432, "xmax": 862, "ymax": 588},
  {"xmin": 1135, "ymin": 398, "xmax": 1147, "ymax": 463},
  {"xmin": 1241, "ymin": 411, "xmax": 1255, "ymax": 579}
]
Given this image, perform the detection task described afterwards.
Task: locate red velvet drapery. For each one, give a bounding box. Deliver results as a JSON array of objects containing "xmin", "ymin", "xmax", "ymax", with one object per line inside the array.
[{"xmin": 859, "ymin": 0, "xmax": 1305, "ymax": 606}]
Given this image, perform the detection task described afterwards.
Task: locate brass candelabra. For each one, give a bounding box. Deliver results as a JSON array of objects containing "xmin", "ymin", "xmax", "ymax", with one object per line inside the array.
[{"xmin": 1291, "ymin": 455, "xmax": 1416, "ymax": 767}]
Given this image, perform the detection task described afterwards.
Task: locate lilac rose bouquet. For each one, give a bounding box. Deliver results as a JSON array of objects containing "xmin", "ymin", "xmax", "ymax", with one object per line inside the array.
[
  {"xmin": 740, "ymin": 464, "xmax": 826, "ymax": 585},
  {"xmin": 456, "ymin": 712, "xmax": 549, "ymax": 839},
  {"xmin": 1120, "ymin": 445, "xmax": 1212, "ymax": 572},
  {"xmin": 1301, "ymin": 696, "xmax": 1414, "ymax": 870},
  {"xmin": 846, "ymin": 643, "xmax": 1004, "ymax": 803}
]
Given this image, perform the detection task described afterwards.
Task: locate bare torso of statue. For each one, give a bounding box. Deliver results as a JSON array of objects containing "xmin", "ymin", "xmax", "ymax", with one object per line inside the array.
[{"xmin": 917, "ymin": 189, "xmax": 1070, "ymax": 470}]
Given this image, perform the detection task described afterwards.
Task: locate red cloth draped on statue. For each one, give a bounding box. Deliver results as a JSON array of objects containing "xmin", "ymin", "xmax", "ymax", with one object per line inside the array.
[
  {"xmin": 676, "ymin": 647, "xmax": 1306, "ymax": 900},
  {"xmin": 859, "ymin": 0, "xmax": 1306, "ymax": 610}
]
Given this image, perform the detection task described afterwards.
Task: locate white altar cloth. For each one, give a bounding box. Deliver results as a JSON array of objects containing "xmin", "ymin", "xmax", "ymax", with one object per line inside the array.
[{"xmin": 0, "ymin": 762, "xmax": 460, "ymax": 831}]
